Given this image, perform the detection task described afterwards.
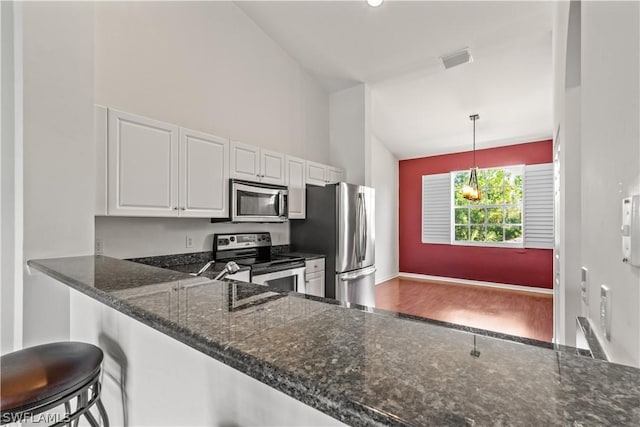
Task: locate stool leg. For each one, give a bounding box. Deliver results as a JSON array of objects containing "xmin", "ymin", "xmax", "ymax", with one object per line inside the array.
[
  {"xmin": 96, "ymin": 398, "xmax": 109, "ymax": 427},
  {"xmin": 64, "ymin": 401, "xmax": 72, "ymax": 426},
  {"xmin": 76, "ymin": 390, "xmax": 99, "ymax": 427},
  {"xmin": 71, "ymin": 392, "xmax": 86, "ymax": 427}
]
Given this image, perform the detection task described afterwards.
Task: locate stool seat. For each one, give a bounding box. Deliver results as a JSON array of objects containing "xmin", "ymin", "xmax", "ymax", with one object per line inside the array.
[{"xmin": 1, "ymin": 342, "xmax": 103, "ymax": 413}]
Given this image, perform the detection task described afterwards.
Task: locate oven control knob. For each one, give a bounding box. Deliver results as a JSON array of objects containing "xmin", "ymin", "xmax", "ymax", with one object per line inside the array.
[
  {"xmin": 230, "ymin": 236, "xmax": 235, "ymax": 242},
  {"xmin": 266, "ymin": 235, "xmax": 270, "ymax": 241}
]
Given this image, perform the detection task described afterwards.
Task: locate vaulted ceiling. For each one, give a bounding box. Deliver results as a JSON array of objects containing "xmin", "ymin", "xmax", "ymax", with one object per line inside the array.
[{"xmin": 237, "ymin": 1, "xmax": 553, "ymax": 159}]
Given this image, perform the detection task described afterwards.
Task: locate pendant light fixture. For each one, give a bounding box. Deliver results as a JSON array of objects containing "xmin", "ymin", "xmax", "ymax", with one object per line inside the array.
[{"xmin": 462, "ymin": 114, "xmax": 481, "ymax": 201}]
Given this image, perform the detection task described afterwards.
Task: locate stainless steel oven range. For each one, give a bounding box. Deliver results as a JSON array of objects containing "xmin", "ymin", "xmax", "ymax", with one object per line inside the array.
[{"xmin": 213, "ymin": 233, "xmax": 305, "ymax": 293}]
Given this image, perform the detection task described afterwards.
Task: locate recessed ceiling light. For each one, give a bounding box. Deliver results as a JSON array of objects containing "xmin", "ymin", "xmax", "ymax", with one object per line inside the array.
[
  {"xmin": 367, "ymin": 0, "xmax": 383, "ymax": 7},
  {"xmin": 441, "ymin": 48, "xmax": 473, "ymax": 70}
]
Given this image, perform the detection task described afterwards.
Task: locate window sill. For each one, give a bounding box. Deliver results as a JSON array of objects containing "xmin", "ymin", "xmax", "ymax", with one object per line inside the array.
[{"xmin": 451, "ymin": 240, "xmax": 524, "ymax": 249}]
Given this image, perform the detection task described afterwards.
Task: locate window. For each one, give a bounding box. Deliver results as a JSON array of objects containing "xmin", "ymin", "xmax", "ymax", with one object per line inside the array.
[
  {"xmin": 421, "ymin": 163, "xmax": 553, "ymax": 248},
  {"xmin": 452, "ymin": 166, "xmax": 524, "ymax": 245}
]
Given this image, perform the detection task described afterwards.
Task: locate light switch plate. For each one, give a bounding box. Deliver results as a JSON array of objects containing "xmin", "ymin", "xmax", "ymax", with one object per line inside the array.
[
  {"xmin": 622, "ymin": 196, "xmax": 640, "ymax": 266},
  {"xmin": 95, "ymin": 239, "xmax": 104, "ymax": 255},
  {"xmin": 581, "ymin": 267, "xmax": 589, "ymax": 306}
]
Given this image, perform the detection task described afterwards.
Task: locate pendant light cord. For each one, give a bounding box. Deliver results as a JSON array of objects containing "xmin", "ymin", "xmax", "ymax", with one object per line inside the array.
[
  {"xmin": 470, "ymin": 114, "xmax": 479, "ymax": 167},
  {"xmin": 473, "ymin": 117, "xmax": 476, "ymax": 167}
]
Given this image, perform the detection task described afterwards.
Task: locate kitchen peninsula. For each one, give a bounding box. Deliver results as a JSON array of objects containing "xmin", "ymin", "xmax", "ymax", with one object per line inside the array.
[{"xmin": 28, "ymin": 255, "xmax": 640, "ymax": 427}]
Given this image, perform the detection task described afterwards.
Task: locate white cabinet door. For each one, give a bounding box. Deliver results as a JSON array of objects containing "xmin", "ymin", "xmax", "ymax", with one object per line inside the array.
[
  {"xmin": 285, "ymin": 155, "xmax": 306, "ymax": 219},
  {"xmin": 108, "ymin": 109, "xmax": 179, "ymax": 216},
  {"xmin": 305, "ymin": 271, "xmax": 325, "ymax": 298},
  {"xmin": 179, "ymin": 128, "xmax": 229, "ymax": 218},
  {"xmin": 326, "ymin": 167, "xmax": 345, "ymax": 184},
  {"xmin": 306, "ymin": 161, "xmax": 327, "ymax": 186},
  {"xmin": 230, "ymin": 141, "xmax": 261, "ymax": 181},
  {"xmin": 260, "ymin": 149, "xmax": 285, "ymax": 185}
]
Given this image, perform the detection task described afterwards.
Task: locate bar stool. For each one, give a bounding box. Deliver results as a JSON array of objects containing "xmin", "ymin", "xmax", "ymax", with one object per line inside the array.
[{"xmin": 1, "ymin": 342, "xmax": 109, "ymax": 427}]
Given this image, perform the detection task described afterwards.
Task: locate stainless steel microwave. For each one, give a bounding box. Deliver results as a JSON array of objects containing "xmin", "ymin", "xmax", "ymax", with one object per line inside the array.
[{"xmin": 230, "ymin": 179, "xmax": 288, "ymax": 223}]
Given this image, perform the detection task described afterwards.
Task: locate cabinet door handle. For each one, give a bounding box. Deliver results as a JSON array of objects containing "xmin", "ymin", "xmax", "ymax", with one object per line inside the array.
[
  {"xmin": 173, "ymin": 207, "xmax": 178, "ymax": 210},
  {"xmin": 180, "ymin": 207, "xmax": 186, "ymax": 211}
]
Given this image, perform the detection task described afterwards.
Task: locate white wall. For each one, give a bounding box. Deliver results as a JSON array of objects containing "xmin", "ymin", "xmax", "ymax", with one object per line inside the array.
[
  {"xmin": 371, "ymin": 136, "xmax": 398, "ymax": 284},
  {"xmin": 21, "ymin": 1, "xmax": 95, "ymax": 347},
  {"xmin": 96, "ymin": 217, "xmax": 289, "ymax": 259},
  {"xmin": 329, "ymin": 83, "xmax": 373, "ymax": 186},
  {"xmin": 95, "ymin": 1, "xmax": 329, "ymax": 163},
  {"xmin": 580, "ymin": 1, "xmax": 640, "ymax": 367},
  {"xmin": 94, "ymin": 1, "xmax": 329, "ymax": 258},
  {"xmin": 1, "ymin": 0, "xmax": 23, "ymax": 354},
  {"xmin": 552, "ymin": 0, "xmax": 583, "ymax": 347}
]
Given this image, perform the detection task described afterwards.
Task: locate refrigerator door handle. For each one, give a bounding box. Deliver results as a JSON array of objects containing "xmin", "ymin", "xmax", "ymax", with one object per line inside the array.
[
  {"xmin": 361, "ymin": 193, "xmax": 368, "ymax": 262},
  {"xmin": 339, "ymin": 267, "xmax": 377, "ymax": 281},
  {"xmin": 355, "ymin": 193, "xmax": 362, "ymax": 262},
  {"xmin": 356, "ymin": 193, "xmax": 365, "ymax": 262}
]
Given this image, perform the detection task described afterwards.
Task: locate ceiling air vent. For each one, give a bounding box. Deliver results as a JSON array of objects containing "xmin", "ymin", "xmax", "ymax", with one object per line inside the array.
[{"xmin": 441, "ymin": 48, "xmax": 473, "ymax": 70}]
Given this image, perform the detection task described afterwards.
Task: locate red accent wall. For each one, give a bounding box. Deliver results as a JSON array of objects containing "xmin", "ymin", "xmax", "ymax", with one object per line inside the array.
[{"xmin": 399, "ymin": 140, "xmax": 553, "ymax": 289}]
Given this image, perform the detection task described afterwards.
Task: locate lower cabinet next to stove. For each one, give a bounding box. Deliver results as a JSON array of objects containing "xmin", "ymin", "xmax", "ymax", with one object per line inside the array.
[{"xmin": 304, "ymin": 258, "xmax": 325, "ymax": 298}]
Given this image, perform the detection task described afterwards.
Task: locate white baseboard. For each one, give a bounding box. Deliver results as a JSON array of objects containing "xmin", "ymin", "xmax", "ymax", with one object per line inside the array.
[
  {"xmin": 375, "ymin": 272, "xmax": 399, "ymax": 285},
  {"xmin": 398, "ymin": 272, "xmax": 554, "ymax": 295}
]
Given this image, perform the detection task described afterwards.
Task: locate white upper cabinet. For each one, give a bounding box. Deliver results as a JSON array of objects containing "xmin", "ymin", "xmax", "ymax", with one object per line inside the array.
[
  {"xmin": 100, "ymin": 107, "xmax": 345, "ymax": 219},
  {"xmin": 230, "ymin": 141, "xmax": 285, "ymax": 186},
  {"xmin": 260, "ymin": 149, "xmax": 285, "ymax": 185},
  {"xmin": 306, "ymin": 161, "xmax": 346, "ymax": 186},
  {"xmin": 306, "ymin": 161, "xmax": 327, "ymax": 186},
  {"xmin": 108, "ymin": 109, "xmax": 179, "ymax": 217},
  {"xmin": 230, "ymin": 141, "xmax": 261, "ymax": 182},
  {"xmin": 285, "ymin": 155, "xmax": 306, "ymax": 219},
  {"xmin": 106, "ymin": 109, "xmax": 228, "ymax": 218},
  {"xmin": 326, "ymin": 166, "xmax": 345, "ymax": 184},
  {"xmin": 179, "ymin": 128, "xmax": 229, "ymax": 218}
]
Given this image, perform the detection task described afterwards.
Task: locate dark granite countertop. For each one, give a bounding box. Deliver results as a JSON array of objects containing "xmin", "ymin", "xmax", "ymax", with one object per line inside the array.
[{"xmin": 28, "ymin": 256, "xmax": 640, "ymax": 427}]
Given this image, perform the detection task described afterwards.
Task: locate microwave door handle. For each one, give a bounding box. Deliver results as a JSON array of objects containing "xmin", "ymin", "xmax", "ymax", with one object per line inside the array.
[{"xmin": 278, "ymin": 192, "xmax": 285, "ymax": 217}]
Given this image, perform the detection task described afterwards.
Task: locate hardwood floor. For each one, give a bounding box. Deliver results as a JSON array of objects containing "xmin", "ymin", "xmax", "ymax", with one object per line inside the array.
[{"xmin": 375, "ymin": 277, "xmax": 553, "ymax": 342}]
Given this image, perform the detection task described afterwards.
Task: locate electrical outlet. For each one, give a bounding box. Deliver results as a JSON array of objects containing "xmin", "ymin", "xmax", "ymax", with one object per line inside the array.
[
  {"xmin": 95, "ymin": 239, "xmax": 104, "ymax": 255},
  {"xmin": 600, "ymin": 284, "xmax": 611, "ymax": 341},
  {"xmin": 185, "ymin": 235, "xmax": 193, "ymax": 249}
]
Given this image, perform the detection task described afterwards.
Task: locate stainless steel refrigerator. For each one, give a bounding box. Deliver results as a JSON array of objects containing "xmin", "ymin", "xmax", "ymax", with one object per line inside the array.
[{"xmin": 290, "ymin": 183, "xmax": 375, "ymax": 307}]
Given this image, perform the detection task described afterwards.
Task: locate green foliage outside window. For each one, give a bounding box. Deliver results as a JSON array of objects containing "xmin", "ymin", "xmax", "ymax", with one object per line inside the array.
[{"xmin": 453, "ymin": 166, "xmax": 523, "ymax": 244}]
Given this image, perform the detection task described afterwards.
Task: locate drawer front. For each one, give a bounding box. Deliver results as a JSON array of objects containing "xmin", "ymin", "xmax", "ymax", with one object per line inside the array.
[{"xmin": 305, "ymin": 258, "xmax": 325, "ymax": 274}]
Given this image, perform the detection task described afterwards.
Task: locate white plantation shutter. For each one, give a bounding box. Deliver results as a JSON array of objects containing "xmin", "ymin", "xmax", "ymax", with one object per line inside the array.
[
  {"xmin": 422, "ymin": 173, "xmax": 451, "ymax": 244},
  {"xmin": 524, "ymin": 163, "xmax": 554, "ymax": 248}
]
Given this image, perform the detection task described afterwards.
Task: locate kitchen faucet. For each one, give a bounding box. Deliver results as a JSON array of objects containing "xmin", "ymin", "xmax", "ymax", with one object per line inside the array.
[
  {"xmin": 214, "ymin": 262, "xmax": 240, "ymax": 280},
  {"xmin": 191, "ymin": 260, "xmax": 215, "ymax": 277}
]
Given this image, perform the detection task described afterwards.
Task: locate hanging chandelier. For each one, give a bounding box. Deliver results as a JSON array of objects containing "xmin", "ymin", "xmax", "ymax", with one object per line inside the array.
[{"xmin": 462, "ymin": 114, "xmax": 481, "ymax": 201}]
